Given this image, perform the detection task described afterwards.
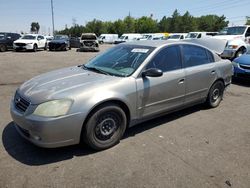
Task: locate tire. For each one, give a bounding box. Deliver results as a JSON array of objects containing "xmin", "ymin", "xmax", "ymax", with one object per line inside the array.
[
  {"xmin": 0, "ymin": 44, "xmax": 7, "ymax": 52},
  {"xmin": 235, "ymin": 48, "xmax": 246, "ymax": 58},
  {"xmin": 82, "ymin": 104, "xmax": 127, "ymax": 150},
  {"xmin": 44, "ymin": 44, "xmax": 47, "ymax": 50},
  {"xmin": 206, "ymin": 81, "xmax": 224, "ymax": 108},
  {"xmin": 33, "ymin": 44, "xmax": 38, "ymax": 52}
]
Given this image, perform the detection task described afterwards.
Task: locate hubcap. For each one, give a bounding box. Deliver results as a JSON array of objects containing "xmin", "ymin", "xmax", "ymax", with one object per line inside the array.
[
  {"xmin": 212, "ymin": 88, "xmax": 220, "ymax": 101},
  {"xmin": 95, "ymin": 113, "xmax": 119, "ymax": 141},
  {"xmin": 99, "ymin": 118, "xmax": 116, "ymax": 136}
]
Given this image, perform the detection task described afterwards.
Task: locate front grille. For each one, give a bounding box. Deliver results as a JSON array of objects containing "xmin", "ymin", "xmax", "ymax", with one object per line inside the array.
[
  {"xmin": 14, "ymin": 92, "xmax": 30, "ymax": 113},
  {"xmin": 83, "ymin": 41, "xmax": 95, "ymax": 47},
  {"xmin": 15, "ymin": 43, "xmax": 26, "ymax": 47},
  {"xmin": 240, "ymin": 64, "xmax": 250, "ymax": 70}
]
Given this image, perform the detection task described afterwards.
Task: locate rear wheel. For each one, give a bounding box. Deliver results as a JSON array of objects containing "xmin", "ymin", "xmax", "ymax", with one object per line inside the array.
[
  {"xmin": 82, "ymin": 104, "xmax": 127, "ymax": 150},
  {"xmin": 0, "ymin": 44, "xmax": 7, "ymax": 52},
  {"xmin": 206, "ymin": 81, "xmax": 224, "ymax": 108}
]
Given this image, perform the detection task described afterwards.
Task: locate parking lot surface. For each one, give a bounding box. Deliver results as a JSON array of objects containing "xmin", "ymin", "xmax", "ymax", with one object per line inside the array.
[{"xmin": 0, "ymin": 45, "xmax": 250, "ymax": 188}]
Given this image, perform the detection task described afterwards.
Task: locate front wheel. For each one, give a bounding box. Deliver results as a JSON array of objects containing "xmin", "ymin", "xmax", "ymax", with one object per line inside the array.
[
  {"xmin": 33, "ymin": 44, "xmax": 38, "ymax": 52},
  {"xmin": 206, "ymin": 81, "xmax": 224, "ymax": 108},
  {"xmin": 82, "ymin": 104, "xmax": 127, "ymax": 150}
]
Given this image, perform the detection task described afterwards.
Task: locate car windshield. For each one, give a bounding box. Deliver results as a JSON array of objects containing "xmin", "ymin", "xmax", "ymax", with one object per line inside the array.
[
  {"xmin": 84, "ymin": 44, "xmax": 155, "ymax": 77},
  {"xmin": 218, "ymin": 26, "xmax": 246, "ymax": 35},
  {"xmin": 169, "ymin": 35, "xmax": 181, "ymax": 39},
  {"xmin": 81, "ymin": 35, "xmax": 97, "ymax": 40},
  {"xmin": 54, "ymin": 35, "xmax": 67, "ymax": 40},
  {"xmin": 186, "ymin": 33, "xmax": 198, "ymax": 39},
  {"xmin": 22, "ymin": 35, "xmax": 36, "ymax": 40}
]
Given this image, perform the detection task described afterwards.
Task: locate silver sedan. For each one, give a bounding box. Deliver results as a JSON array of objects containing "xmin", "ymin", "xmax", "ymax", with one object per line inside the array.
[{"xmin": 10, "ymin": 40, "xmax": 233, "ymax": 150}]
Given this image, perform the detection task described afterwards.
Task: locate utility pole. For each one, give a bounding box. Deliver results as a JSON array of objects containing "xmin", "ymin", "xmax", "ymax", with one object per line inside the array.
[{"xmin": 51, "ymin": 0, "xmax": 55, "ymax": 36}]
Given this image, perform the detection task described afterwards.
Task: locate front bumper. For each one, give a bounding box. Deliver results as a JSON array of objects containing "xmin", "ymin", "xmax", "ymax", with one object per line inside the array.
[
  {"xmin": 10, "ymin": 99, "xmax": 86, "ymax": 148},
  {"xmin": 233, "ymin": 64, "xmax": 250, "ymax": 79},
  {"xmin": 49, "ymin": 43, "xmax": 67, "ymax": 51},
  {"xmin": 13, "ymin": 43, "xmax": 33, "ymax": 50}
]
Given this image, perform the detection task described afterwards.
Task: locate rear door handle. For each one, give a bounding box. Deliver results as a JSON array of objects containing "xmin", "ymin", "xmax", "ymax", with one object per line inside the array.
[
  {"xmin": 178, "ymin": 78, "xmax": 185, "ymax": 84},
  {"xmin": 211, "ymin": 70, "xmax": 216, "ymax": 75}
]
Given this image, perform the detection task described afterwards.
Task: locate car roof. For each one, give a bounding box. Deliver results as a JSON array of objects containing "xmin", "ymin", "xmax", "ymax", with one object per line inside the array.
[{"xmin": 125, "ymin": 40, "xmax": 177, "ymax": 47}]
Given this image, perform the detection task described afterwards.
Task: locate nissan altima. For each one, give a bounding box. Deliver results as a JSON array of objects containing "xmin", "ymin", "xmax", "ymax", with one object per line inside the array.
[{"xmin": 10, "ymin": 40, "xmax": 233, "ymax": 150}]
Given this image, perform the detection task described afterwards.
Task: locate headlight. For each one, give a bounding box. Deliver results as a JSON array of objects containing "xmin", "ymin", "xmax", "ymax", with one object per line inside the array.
[
  {"xmin": 227, "ymin": 45, "xmax": 238, "ymax": 49},
  {"xmin": 232, "ymin": 61, "xmax": 238, "ymax": 67},
  {"xmin": 33, "ymin": 99, "xmax": 73, "ymax": 117}
]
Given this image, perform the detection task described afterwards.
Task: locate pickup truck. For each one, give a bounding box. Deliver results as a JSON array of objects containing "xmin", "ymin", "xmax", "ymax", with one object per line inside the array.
[{"xmin": 213, "ymin": 25, "xmax": 250, "ymax": 59}]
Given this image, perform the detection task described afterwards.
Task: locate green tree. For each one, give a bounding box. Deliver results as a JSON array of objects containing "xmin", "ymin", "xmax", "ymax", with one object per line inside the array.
[
  {"xmin": 169, "ymin": 9, "xmax": 182, "ymax": 32},
  {"xmin": 135, "ymin": 16, "xmax": 158, "ymax": 33},
  {"xmin": 30, "ymin": 22, "xmax": 40, "ymax": 34},
  {"xmin": 158, "ymin": 16, "xmax": 170, "ymax": 32},
  {"xmin": 123, "ymin": 16, "xmax": 136, "ymax": 33}
]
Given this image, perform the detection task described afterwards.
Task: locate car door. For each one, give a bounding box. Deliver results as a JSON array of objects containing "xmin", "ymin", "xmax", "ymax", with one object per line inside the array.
[
  {"xmin": 37, "ymin": 35, "xmax": 45, "ymax": 48},
  {"xmin": 136, "ymin": 45, "xmax": 185, "ymax": 118},
  {"xmin": 182, "ymin": 44, "xmax": 216, "ymax": 104}
]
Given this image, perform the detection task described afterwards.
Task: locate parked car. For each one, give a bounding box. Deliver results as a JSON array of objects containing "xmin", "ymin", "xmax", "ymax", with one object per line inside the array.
[
  {"xmin": 45, "ymin": 36, "xmax": 53, "ymax": 46},
  {"xmin": 13, "ymin": 34, "xmax": 47, "ymax": 52},
  {"xmin": 48, "ymin": 35, "xmax": 71, "ymax": 51},
  {"xmin": 0, "ymin": 32, "xmax": 21, "ymax": 52},
  {"xmin": 167, "ymin": 33, "xmax": 188, "ymax": 41},
  {"xmin": 138, "ymin": 33, "xmax": 165, "ymax": 41},
  {"xmin": 79, "ymin": 33, "xmax": 99, "ymax": 52},
  {"xmin": 232, "ymin": 50, "xmax": 250, "ymax": 79},
  {"xmin": 186, "ymin": 32, "xmax": 214, "ymax": 39},
  {"xmin": 114, "ymin": 33, "xmax": 142, "ymax": 44},
  {"xmin": 98, "ymin": 34, "xmax": 118, "ymax": 44},
  {"xmin": 10, "ymin": 40, "xmax": 232, "ymax": 150},
  {"xmin": 69, "ymin": 37, "xmax": 81, "ymax": 48},
  {"xmin": 213, "ymin": 26, "xmax": 250, "ymax": 59}
]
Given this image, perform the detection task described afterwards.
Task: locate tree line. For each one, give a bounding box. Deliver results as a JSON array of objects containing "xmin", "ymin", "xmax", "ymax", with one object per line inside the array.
[{"xmin": 57, "ymin": 9, "xmax": 229, "ymax": 37}]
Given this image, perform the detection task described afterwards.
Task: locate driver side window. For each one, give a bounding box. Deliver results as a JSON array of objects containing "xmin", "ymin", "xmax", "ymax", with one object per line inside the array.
[{"xmin": 146, "ymin": 45, "xmax": 182, "ymax": 72}]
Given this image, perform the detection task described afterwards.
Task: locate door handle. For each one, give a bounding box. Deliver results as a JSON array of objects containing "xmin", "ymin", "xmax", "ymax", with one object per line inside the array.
[
  {"xmin": 178, "ymin": 78, "xmax": 185, "ymax": 84},
  {"xmin": 211, "ymin": 70, "xmax": 216, "ymax": 75}
]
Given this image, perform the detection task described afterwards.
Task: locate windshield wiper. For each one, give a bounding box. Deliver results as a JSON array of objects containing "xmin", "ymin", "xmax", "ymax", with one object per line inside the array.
[{"xmin": 82, "ymin": 65, "xmax": 111, "ymax": 76}]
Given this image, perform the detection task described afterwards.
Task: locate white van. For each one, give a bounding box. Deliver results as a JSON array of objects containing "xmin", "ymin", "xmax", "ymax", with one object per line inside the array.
[
  {"xmin": 98, "ymin": 34, "xmax": 118, "ymax": 44},
  {"xmin": 139, "ymin": 33, "xmax": 165, "ymax": 40},
  {"xmin": 186, "ymin": 32, "xmax": 214, "ymax": 39},
  {"xmin": 114, "ymin": 33, "xmax": 142, "ymax": 44}
]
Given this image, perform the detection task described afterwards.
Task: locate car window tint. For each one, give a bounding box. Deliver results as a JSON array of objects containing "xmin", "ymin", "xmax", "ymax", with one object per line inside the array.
[
  {"xmin": 147, "ymin": 45, "xmax": 182, "ymax": 72},
  {"xmin": 182, "ymin": 45, "xmax": 211, "ymax": 67}
]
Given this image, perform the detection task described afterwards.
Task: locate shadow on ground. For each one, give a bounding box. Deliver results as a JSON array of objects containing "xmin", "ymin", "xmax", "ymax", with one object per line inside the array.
[
  {"xmin": 232, "ymin": 77, "xmax": 250, "ymax": 87},
  {"xmin": 2, "ymin": 104, "xmax": 204, "ymax": 166}
]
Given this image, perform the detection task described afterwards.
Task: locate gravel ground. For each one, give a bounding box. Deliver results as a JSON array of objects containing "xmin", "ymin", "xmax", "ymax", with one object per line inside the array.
[{"xmin": 0, "ymin": 45, "xmax": 250, "ymax": 188}]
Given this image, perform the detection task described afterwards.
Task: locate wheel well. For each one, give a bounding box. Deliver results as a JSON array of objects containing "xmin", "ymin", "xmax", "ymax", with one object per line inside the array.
[
  {"xmin": 80, "ymin": 100, "xmax": 131, "ymax": 142},
  {"xmin": 213, "ymin": 78, "xmax": 225, "ymax": 87}
]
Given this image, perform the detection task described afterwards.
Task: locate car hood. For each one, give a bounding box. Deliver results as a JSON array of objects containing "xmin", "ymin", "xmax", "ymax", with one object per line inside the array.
[
  {"xmin": 14, "ymin": 39, "xmax": 36, "ymax": 43},
  {"xmin": 50, "ymin": 39, "xmax": 67, "ymax": 43},
  {"xmin": 234, "ymin": 54, "xmax": 250, "ymax": 65},
  {"xmin": 18, "ymin": 66, "xmax": 118, "ymax": 104}
]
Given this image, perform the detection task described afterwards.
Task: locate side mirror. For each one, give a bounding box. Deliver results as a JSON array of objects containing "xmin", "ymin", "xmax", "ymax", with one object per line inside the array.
[
  {"xmin": 142, "ymin": 68, "xmax": 163, "ymax": 77},
  {"xmin": 7, "ymin": 36, "xmax": 11, "ymax": 39}
]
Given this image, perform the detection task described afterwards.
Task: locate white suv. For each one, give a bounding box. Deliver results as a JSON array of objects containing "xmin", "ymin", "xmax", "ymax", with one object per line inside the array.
[
  {"xmin": 13, "ymin": 34, "xmax": 47, "ymax": 52},
  {"xmin": 213, "ymin": 26, "xmax": 250, "ymax": 59}
]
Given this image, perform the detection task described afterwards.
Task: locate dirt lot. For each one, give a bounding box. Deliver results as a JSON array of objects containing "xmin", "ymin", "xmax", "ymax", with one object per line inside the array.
[{"xmin": 0, "ymin": 45, "xmax": 250, "ymax": 188}]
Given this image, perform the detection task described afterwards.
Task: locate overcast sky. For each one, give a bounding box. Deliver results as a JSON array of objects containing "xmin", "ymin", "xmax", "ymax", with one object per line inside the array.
[{"xmin": 1, "ymin": 0, "xmax": 249, "ymax": 34}]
